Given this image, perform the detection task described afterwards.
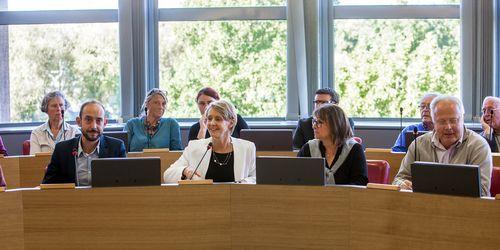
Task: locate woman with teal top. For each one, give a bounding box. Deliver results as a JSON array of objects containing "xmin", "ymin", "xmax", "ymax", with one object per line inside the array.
[{"xmin": 125, "ymin": 88, "xmax": 183, "ymax": 151}]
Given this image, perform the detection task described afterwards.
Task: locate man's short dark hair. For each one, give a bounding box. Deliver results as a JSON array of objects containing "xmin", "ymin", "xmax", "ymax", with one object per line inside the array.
[
  {"xmin": 315, "ymin": 87, "xmax": 340, "ymax": 104},
  {"xmin": 79, "ymin": 100, "xmax": 106, "ymax": 118}
]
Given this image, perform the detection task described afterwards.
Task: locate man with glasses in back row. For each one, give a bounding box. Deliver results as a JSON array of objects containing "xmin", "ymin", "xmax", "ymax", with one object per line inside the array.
[
  {"xmin": 391, "ymin": 93, "xmax": 439, "ymax": 152},
  {"xmin": 480, "ymin": 96, "xmax": 500, "ymax": 152},
  {"xmin": 293, "ymin": 88, "xmax": 354, "ymax": 149}
]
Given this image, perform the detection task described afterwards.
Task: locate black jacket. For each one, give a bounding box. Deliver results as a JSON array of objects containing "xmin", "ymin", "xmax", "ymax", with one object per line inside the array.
[{"xmin": 42, "ymin": 135, "xmax": 126, "ymax": 184}]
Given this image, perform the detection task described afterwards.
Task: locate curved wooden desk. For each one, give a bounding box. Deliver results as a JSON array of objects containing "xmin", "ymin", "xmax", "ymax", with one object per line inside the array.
[{"xmin": 1, "ymin": 185, "xmax": 499, "ymax": 249}]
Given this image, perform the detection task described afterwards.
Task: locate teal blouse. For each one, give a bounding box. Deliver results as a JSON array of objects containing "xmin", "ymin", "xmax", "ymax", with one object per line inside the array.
[{"xmin": 124, "ymin": 117, "xmax": 183, "ymax": 151}]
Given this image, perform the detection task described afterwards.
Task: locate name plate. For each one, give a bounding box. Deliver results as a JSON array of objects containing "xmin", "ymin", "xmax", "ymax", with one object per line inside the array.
[
  {"xmin": 35, "ymin": 152, "xmax": 52, "ymax": 157},
  {"xmin": 143, "ymin": 148, "xmax": 169, "ymax": 153},
  {"xmin": 40, "ymin": 183, "xmax": 76, "ymax": 190},
  {"xmin": 366, "ymin": 183, "xmax": 400, "ymax": 191},
  {"xmin": 178, "ymin": 179, "xmax": 214, "ymax": 185}
]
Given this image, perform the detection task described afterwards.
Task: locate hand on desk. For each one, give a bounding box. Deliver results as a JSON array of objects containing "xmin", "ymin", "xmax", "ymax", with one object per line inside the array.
[
  {"xmin": 400, "ymin": 180, "xmax": 413, "ymax": 190},
  {"xmin": 183, "ymin": 167, "xmax": 201, "ymax": 180}
]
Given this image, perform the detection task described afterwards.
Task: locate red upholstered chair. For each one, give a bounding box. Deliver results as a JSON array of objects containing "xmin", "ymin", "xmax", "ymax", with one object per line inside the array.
[
  {"xmin": 367, "ymin": 160, "xmax": 391, "ymax": 184},
  {"xmin": 353, "ymin": 136, "xmax": 362, "ymax": 144},
  {"xmin": 22, "ymin": 140, "xmax": 30, "ymax": 155},
  {"xmin": 490, "ymin": 167, "xmax": 500, "ymax": 197}
]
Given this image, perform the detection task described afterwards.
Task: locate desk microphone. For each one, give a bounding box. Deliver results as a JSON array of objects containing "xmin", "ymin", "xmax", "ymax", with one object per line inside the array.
[
  {"xmin": 490, "ymin": 109, "xmax": 494, "ymax": 142},
  {"xmin": 399, "ymin": 107, "xmax": 403, "ymax": 133},
  {"xmin": 413, "ymin": 127, "xmax": 418, "ymax": 161},
  {"xmin": 61, "ymin": 109, "xmax": 66, "ymax": 141},
  {"xmin": 72, "ymin": 147, "xmax": 78, "ymax": 186},
  {"xmin": 190, "ymin": 142, "xmax": 213, "ymax": 180}
]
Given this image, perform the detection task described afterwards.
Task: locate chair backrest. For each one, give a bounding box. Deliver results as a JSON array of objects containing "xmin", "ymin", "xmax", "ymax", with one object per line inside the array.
[
  {"xmin": 353, "ymin": 136, "xmax": 362, "ymax": 144},
  {"xmin": 490, "ymin": 166, "xmax": 500, "ymax": 197},
  {"xmin": 22, "ymin": 140, "xmax": 30, "ymax": 155},
  {"xmin": 367, "ymin": 160, "xmax": 390, "ymax": 184}
]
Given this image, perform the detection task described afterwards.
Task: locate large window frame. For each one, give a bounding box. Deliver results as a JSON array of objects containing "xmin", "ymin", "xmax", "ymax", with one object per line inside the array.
[
  {"xmin": 320, "ymin": 0, "xmax": 494, "ymax": 122},
  {"xmin": 0, "ymin": 0, "xmax": 496, "ymax": 126},
  {"xmin": 0, "ymin": 6, "xmax": 120, "ymax": 125}
]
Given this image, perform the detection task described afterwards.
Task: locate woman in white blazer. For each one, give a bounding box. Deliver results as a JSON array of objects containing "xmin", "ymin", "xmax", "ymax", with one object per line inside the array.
[{"xmin": 164, "ymin": 100, "xmax": 256, "ymax": 183}]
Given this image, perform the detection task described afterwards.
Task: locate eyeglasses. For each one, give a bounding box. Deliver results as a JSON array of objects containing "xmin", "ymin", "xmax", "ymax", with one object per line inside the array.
[
  {"xmin": 482, "ymin": 108, "xmax": 498, "ymax": 114},
  {"xmin": 312, "ymin": 118, "xmax": 325, "ymax": 127},
  {"xmin": 418, "ymin": 104, "xmax": 431, "ymax": 110},
  {"xmin": 435, "ymin": 118, "xmax": 460, "ymax": 126},
  {"xmin": 313, "ymin": 100, "xmax": 334, "ymax": 105}
]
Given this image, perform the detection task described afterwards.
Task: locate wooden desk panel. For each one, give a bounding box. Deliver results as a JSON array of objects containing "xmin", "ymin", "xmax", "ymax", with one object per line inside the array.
[
  {"xmin": 2, "ymin": 185, "xmax": 500, "ymax": 249},
  {"xmin": 0, "ymin": 157, "xmax": 20, "ymax": 189},
  {"xmin": 0, "ymin": 191, "xmax": 24, "ymax": 249},
  {"xmin": 349, "ymin": 188, "xmax": 500, "ymax": 249},
  {"xmin": 22, "ymin": 185, "xmax": 231, "ymax": 249},
  {"xmin": 231, "ymin": 184, "xmax": 349, "ymax": 249},
  {"xmin": 493, "ymin": 153, "xmax": 500, "ymax": 167},
  {"xmin": 19, "ymin": 155, "xmax": 51, "ymax": 188}
]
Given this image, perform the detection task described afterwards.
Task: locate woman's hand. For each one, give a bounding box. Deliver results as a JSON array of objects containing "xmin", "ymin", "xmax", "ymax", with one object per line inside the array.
[
  {"xmin": 182, "ymin": 167, "xmax": 201, "ymax": 180},
  {"xmin": 400, "ymin": 180, "xmax": 413, "ymax": 190},
  {"xmin": 197, "ymin": 114, "xmax": 208, "ymax": 139}
]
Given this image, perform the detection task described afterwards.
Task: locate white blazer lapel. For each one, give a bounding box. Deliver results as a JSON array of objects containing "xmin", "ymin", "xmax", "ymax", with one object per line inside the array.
[{"xmin": 232, "ymin": 139, "xmax": 244, "ymax": 182}]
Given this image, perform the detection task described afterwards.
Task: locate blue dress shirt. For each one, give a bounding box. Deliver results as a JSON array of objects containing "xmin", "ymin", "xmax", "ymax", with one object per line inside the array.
[
  {"xmin": 125, "ymin": 117, "xmax": 183, "ymax": 152},
  {"xmin": 391, "ymin": 122, "xmax": 429, "ymax": 152}
]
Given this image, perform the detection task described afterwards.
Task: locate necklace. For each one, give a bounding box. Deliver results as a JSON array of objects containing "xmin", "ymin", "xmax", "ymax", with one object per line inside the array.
[
  {"xmin": 212, "ymin": 151, "xmax": 232, "ymax": 166},
  {"xmin": 144, "ymin": 119, "xmax": 160, "ymax": 136}
]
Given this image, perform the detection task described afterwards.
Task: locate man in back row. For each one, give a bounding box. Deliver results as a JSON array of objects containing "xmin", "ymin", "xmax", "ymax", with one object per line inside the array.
[
  {"xmin": 42, "ymin": 100, "xmax": 126, "ymax": 186},
  {"xmin": 391, "ymin": 93, "xmax": 438, "ymax": 152},
  {"xmin": 481, "ymin": 96, "xmax": 500, "ymax": 152},
  {"xmin": 393, "ymin": 95, "xmax": 492, "ymax": 196},
  {"xmin": 293, "ymin": 88, "xmax": 354, "ymax": 149}
]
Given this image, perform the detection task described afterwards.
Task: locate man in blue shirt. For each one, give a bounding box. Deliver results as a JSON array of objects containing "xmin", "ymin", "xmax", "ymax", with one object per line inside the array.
[
  {"xmin": 391, "ymin": 93, "xmax": 439, "ymax": 152},
  {"xmin": 42, "ymin": 100, "xmax": 126, "ymax": 185}
]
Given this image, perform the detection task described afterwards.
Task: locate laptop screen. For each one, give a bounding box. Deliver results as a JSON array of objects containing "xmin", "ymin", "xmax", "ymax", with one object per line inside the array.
[
  {"xmin": 411, "ymin": 161, "xmax": 481, "ymax": 197},
  {"xmin": 91, "ymin": 157, "xmax": 161, "ymax": 187},
  {"xmin": 256, "ymin": 156, "xmax": 325, "ymax": 185}
]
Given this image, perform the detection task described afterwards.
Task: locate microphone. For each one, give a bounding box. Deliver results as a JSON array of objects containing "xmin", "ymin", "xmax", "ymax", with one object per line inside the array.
[
  {"xmin": 413, "ymin": 127, "xmax": 418, "ymax": 161},
  {"xmin": 61, "ymin": 109, "xmax": 66, "ymax": 141},
  {"xmin": 399, "ymin": 107, "xmax": 403, "ymax": 134},
  {"xmin": 490, "ymin": 109, "xmax": 494, "ymax": 142},
  {"xmin": 189, "ymin": 142, "xmax": 213, "ymax": 180},
  {"xmin": 72, "ymin": 147, "xmax": 78, "ymax": 186}
]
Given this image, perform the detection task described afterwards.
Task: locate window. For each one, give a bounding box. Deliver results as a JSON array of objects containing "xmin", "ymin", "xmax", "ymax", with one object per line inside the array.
[
  {"xmin": 0, "ymin": 0, "xmax": 119, "ymax": 123},
  {"xmin": 158, "ymin": 0, "xmax": 287, "ymax": 119},
  {"xmin": 331, "ymin": 0, "xmax": 461, "ymax": 119}
]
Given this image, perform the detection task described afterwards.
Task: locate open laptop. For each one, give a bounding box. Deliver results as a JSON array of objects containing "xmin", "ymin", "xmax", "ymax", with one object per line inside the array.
[
  {"xmin": 411, "ymin": 161, "xmax": 481, "ymax": 197},
  {"xmin": 256, "ymin": 156, "xmax": 325, "ymax": 185},
  {"xmin": 404, "ymin": 131, "xmax": 428, "ymax": 150},
  {"xmin": 104, "ymin": 131, "xmax": 129, "ymax": 152},
  {"xmin": 91, "ymin": 157, "xmax": 161, "ymax": 187},
  {"xmin": 240, "ymin": 129, "xmax": 293, "ymax": 151}
]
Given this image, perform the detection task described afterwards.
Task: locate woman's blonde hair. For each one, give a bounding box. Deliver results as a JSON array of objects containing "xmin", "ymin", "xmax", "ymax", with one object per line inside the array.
[
  {"xmin": 313, "ymin": 104, "xmax": 352, "ymax": 146},
  {"xmin": 205, "ymin": 100, "xmax": 238, "ymax": 134}
]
